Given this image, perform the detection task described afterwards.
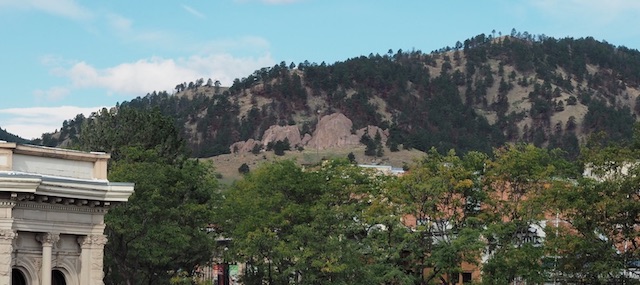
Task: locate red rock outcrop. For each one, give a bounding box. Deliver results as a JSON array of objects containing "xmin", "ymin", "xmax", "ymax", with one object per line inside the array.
[
  {"xmin": 261, "ymin": 125, "xmax": 303, "ymax": 147},
  {"xmin": 229, "ymin": 113, "xmax": 389, "ymax": 153},
  {"xmin": 306, "ymin": 113, "xmax": 361, "ymax": 150},
  {"xmin": 230, "ymin": 138, "xmax": 261, "ymax": 153}
]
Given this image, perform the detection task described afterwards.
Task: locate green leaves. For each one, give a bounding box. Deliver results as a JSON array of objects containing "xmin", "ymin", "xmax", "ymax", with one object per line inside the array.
[
  {"xmin": 389, "ymin": 148, "xmax": 488, "ymax": 283},
  {"xmin": 218, "ymin": 143, "xmax": 640, "ymax": 284},
  {"xmin": 219, "ymin": 160, "xmax": 398, "ymax": 285},
  {"xmin": 76, "ymin": 107, "xmax": 220, "ymax": 285},
  {"xmin": 77, "ymin": 106, "xmax": 185, "ymax": 163},
  {"xmin": 105, "ymin": 148, "xmax": 220, "ymax": 284}
]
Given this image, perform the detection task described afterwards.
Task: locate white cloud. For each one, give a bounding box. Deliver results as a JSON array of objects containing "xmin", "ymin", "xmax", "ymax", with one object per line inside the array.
[
  {"xmin": 0, "ymin": 106, "xmax": 104, "ymax": 139},
  {"xmin": 58, "ymin": 53, "xmax": 274, "ymax": 95},
  {"xmin": 0, "ymin": 0, "xmax": 91, "ymax": 20},
  {"xmin": 182, "ymin": 5, "xmax": 205, "ymax": 19}
]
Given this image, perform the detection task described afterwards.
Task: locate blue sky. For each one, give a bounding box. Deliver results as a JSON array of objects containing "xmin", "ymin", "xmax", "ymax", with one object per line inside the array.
[{"xmin": 1, "ymin": 0, "xmax": 640, "ymax": 139}]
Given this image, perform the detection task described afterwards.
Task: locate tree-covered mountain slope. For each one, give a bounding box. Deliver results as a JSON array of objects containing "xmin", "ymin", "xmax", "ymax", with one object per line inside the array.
[
  {"xmin": 0, "ymin": 127, "xmax": 29, "ymax": 144},
  {"xmin": 38, "ymin": 31, "xmax": 640, "ymax": 159}
]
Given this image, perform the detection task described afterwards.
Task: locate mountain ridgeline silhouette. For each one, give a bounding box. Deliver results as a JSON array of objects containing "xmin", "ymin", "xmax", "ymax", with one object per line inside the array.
[{"xmin": 34, "ymin": 31, "xmax": 640, "ymax": 160}]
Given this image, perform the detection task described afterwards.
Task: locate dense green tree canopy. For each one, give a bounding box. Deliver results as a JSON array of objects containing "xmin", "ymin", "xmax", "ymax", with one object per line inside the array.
[
  {"xmin": 218, "ymin": 160, "xmax": 406, "ymax": 285},
  {"xmin": 105, "ymin": 148, "xmax": 219, "ymax": 284},
  {"xmin": 218, "ymin": 141, "xmax": 640, "ymax": 284},
  {"xmin": 389, "ymin": 149, "xmax": 487, "ymax": 284},
  {"xmin": 75, "ymin": 106, "xmax": 221, "ymax": 285}
]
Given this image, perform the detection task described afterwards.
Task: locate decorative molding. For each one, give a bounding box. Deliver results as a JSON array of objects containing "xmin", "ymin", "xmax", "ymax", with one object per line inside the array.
[
  {"xmin": 15, "ymin": 201, "xmax": 108, "ymax": 213},
  {"xmin": 0, "ymin": 229, "xmax": 16, "ymax": 241},
  {"xmin": 36, "ymin": 233, "xmax": 60, "ymax": 247},
  {"xmin": 0, "ymin": 200, "xmax": 16, "ymax": 207},
  {"xmin": 0, "ymin": 173, "xmax": 133, "ymax": 203},
  {"xmin": 30, "ymin": 256, "xmax": 41, "ymax": 273},
  {"xmin": 77, "ymin": 235, "xmax": 107, "ymax": 247},
  {"xmin": 90, "ymin": 235, "xmax": 108, "ymax": 246}
]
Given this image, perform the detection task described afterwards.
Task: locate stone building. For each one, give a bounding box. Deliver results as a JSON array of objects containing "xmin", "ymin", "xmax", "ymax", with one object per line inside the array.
[{"xmin": 0, "ymin": 141, "xmax": 134, "ymax": 285}]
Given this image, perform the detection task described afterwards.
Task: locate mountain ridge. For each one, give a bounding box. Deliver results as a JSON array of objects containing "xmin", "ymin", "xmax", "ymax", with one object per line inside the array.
[{"xmin": 34, "ymin": 31, "xmax": 640, "ymax": 162}]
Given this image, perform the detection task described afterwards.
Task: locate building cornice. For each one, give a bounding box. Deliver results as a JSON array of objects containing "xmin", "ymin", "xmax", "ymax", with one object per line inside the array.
[
  {"xmin": 0, "ymin": 176, "xmax": 40, "ymax": 193},
  {"xmin": 1, "ymin": 143, "xmax": 110, "ymax": 162},
  {"xmin": 0, "ymin": 172, "xmax": 133, "ymax": 203},
  {"xmin": 15, "ymin": 200, "xmax": 109, "ymax": 213}
]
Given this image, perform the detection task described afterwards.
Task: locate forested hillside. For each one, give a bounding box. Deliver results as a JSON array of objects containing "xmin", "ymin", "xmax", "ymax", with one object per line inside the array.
[
  {"xmin": 38, "ymin": 30, "xmax": 640, "ymax": 159},
  {"xmin": 0, "ymin": 127, "xmax": 28, "ymax": 144}
]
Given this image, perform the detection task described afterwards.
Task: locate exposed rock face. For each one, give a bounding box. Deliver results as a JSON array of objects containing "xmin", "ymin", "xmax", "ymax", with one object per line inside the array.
[
  {"xmin": 230, "ymin": 138, "xmax": 260, "ymax": 153},
  {"xmin": 301, "ymin": 133, "xmax": 312, "ymax": 146},
  {"xmin": 306, "ymin": 113, "xmax": 361, "ymax": 150},
  {"xmin": 229, "ymin": 113, "xmax": 389, "ymax": 152},
  {"xmin": 261, "ymin": 125, "xmax": 303, "ymax": 147},
  {"xmin": 356, "ymin": 125, "xmax": 389, "ymax": 145}
]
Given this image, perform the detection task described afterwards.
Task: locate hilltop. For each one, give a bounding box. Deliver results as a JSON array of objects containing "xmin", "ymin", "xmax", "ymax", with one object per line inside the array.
[{"xmin": 35, "ymin": 31, "xmax": 640, "ymax": 169}]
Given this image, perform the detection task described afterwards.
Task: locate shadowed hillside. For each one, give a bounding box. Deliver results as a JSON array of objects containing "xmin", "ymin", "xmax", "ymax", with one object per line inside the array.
[
  {"xmin": 0, "ymin": 127, "xmax": 29, "ymax": 144},
  {"xmin": 38, "ymin": 30, "xmax": 640, "ymax": 162}
]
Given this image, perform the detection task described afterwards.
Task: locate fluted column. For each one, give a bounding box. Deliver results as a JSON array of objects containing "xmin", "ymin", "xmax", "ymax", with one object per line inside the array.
[
  {"xmin": 78, "ymin": 234, "xmax": 107, "ymax": 285},
  {"xmin": 0, "ymin": 229, "xmax": 17, "ymax": 285},
  {"xmin": 37, "ymin": 232, "xmax": 59, "ymax": 285}
]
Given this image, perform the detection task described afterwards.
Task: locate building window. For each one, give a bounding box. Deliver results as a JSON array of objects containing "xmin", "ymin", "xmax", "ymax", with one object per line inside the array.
[{"xmin": 462, "ymin": 272, "xmax": 472, "ymax": 283}]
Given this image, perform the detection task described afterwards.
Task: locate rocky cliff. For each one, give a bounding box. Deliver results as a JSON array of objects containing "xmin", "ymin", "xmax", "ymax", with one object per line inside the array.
[{"xmin": 230, "ymin": 113, "xmax": 388, "ymax": 153}]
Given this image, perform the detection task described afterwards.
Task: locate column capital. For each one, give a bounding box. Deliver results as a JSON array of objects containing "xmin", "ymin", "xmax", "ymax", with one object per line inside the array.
[
  {"xmin": 77, "ymin": 234, "xmax": 108, "ymax": 247},
  {"xmin": 36, "ymin": 232, "xmax": 60, "ymax": 247},
  {"xmin": 0, "ymin": 229, "xmax": 16, "ymax": 241}
]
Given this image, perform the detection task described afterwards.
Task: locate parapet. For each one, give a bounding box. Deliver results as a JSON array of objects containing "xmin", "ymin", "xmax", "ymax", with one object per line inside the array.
[{"xmin": 0, "ymin": 141, "xmax": 110, "ymax": 180}]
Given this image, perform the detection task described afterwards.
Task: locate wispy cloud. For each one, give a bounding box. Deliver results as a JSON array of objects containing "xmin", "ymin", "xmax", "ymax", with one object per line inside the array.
[
  {"xmin": 0, "ymin": 0, "xmax": 91, "ymax": 20},
  {"xmin": 0, "ymin": 106, "xmax": 104, "ymax": 139},
  {"xmin": 33, "ymin": 86, "xmax": 71, "ymax": 101},
  {"xmin": 182, "ymin": 5, "xmax": 205, "ymax": 19},
  {"xmin": 52, "ymin": 53, "xmax": 274, "ymax": 95},
  {"xmin": 106, "ymin": 13, "xmax": 132, "ymax": 33},
  {"xmin": 105, "ymin": 13, "xmax": 171, "ymax": 44}
]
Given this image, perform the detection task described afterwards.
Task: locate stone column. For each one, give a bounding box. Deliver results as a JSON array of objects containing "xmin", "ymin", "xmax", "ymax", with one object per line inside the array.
[
  {"xmin": 78, "ymin": 236, "xmax": 91, "ymax": 285},
  {"xmin": 0, "ymin": 229, "xmax": 17, "ymax": 285},
  {"xmin": 78, "ymin": 234, "xmax": 107, "ymax": 285},
  {"xmin": 37, "ymin": 232, "xmax": 59, "ymax": 285}
]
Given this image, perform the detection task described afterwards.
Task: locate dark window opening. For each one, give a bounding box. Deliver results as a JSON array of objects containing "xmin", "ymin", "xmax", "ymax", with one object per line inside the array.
[
  {"xmin": 52, "ymin": 269, "xmax": 67, "ymax": 285},
  {"xmin": 462, "ymin": 272, "xmax": 472, "ymax": 283},
  {"xmin": 12, "ymin": 269, "xmax": 26, "ymax": 285}
]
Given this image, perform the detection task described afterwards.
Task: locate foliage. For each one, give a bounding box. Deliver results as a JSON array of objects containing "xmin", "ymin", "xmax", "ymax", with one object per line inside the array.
[
  {"xmin": 389, "ymin": 149, "xmax": 487, "ymax": 284},
  {"xmin": 360, "ymin": 130, "xmax": 384, "ymax": 157},
  {"xmin": 77, "ymin": 106, "xmax": 185, "ymax": 162},
  {"xmin": 75, "ymin": 107, "xmax": 220, "ymax": 285},
  {"xmin": 542, "ymin": 131, "xmax": 640, "ymax": 283},
  {"xmin": 481, "ymin": 144, "xmax": 576, "ymax": 284},
  {"xmin": 582, "ymin": 99, "xmax": 635, "ymax": 144},
  {"xmin": 347, "ymin": 152, "xmax": 356, "ymax": 164},
  {"xmin": 42, "ymin": 31, "xmax": 640, "ymax": 159},
  {"xmin": 218, "ymin": 160, "xmax": 403, "ymax": 285},
  {"xmin": 218, "ymin": 142, "xmax": 640, "ymax": 284},
  {"xmin": 105, "ymin": 149, "xmax": 220, "ymax": 284},
  {"xmin": 267, "ymin": 138, "xmax": 291, "ymax": 156},
  {"xmin": 238, "ymin": 163, "xmax": 250, "ymax": 174},
  {"xmin": 0, "ymin": 127, "xmax": 29, "ymax": 144}
]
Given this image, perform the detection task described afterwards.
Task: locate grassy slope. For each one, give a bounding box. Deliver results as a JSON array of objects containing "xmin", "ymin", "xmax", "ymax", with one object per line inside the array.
[{"xmin": 204, "ymin": 145, "xmax": 426, "ymax": 185}]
